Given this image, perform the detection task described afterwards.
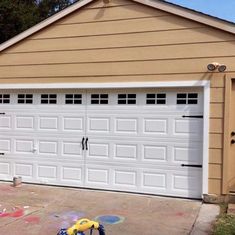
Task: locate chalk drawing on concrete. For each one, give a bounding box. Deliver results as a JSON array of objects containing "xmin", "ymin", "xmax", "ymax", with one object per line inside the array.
[{"xmin": 95, "ymin": 215, "xmax": 125, "ymax": 225}]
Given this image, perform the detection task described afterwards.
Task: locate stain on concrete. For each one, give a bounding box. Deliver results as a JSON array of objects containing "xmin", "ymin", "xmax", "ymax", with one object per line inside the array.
[
  {"xmin": 24, "ymin": 216, "xmax": 40, "ymax": 224},
  {"xmin": 0, "ymin": 184, "xmax": 15, "ymax": 193},
  {"xmin": 175, "ymin": 212, "xmax": 185, "ymax": 217},
  {"xmin": 95, "ymin": 215, "xmax": 125, "ymax": 225}
]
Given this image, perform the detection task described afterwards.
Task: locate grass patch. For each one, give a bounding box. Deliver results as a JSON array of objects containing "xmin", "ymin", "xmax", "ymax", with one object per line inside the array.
[{"xmin": 213, "ymin": 204, "xmax": 235, "ymax": 235}]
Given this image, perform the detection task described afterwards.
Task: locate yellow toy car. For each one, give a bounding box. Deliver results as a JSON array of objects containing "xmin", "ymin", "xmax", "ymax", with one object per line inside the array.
[{"xmin": 57, "ymin": 218, "xmax": 105, "ymax": 235}]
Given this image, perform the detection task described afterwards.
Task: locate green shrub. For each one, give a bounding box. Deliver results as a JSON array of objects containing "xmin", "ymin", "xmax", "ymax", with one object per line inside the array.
[{"xmin": 213, "ymin": 214, "xmax": 235, "ymax": 235}]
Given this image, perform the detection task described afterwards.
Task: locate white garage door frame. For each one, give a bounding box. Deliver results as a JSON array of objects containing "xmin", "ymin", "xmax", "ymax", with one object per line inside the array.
[{"xmin": 0, "ymin": 80, "xmax": 210, "ymax": 197}]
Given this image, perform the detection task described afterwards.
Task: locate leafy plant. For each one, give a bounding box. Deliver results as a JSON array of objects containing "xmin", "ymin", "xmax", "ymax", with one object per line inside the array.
[{"xmin": 213, "ymin": 205, "xmax": 235, "ymax": 235}]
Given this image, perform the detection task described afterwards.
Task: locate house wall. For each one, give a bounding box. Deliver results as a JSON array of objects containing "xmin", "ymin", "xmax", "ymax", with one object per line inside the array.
[{"xmin": 0, "ymin": 0, "xmax": 234, "ymax": 195}]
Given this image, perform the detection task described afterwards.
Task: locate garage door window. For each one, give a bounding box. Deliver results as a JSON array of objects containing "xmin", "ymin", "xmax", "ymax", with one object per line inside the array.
[
  {"xmin": 0, "ymin": 94, "xmax": 10, "ymax": 104},
  {"xmin": 91, "ymin": 94, "xmax": 108, "ymax": 104},
  {"xmin": 65, "ymin": 94, "xmax": 82, "ymax": 104},
  {"xmin": 118, "ymin": 94, "xmax": 136, "ymax": 104},
  {"xmin": 177, "ymin": 93, "xmax": 198, "ymax": 105},
  {"xmin": 18, "ymin": 94, "xmax": 33, "ymax": 104},
  {"xmin": 146, "ymin": 93, "xmax": 166, "ymax": 104},
  {"xmin": 41, "ymin": 94, "xmax": 57, "ymax": 104}
]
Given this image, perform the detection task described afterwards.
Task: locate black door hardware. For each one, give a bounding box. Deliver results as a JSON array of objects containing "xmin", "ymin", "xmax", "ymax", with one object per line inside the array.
[
  {"xmin": 231, "ymin": 131, "xmax": 235, "ymax": 136},
  {"xmin": 182, "ymin": 115, "xmax": 203, "ymax": 118},
  {"xmin": 85, "ymin": 137, "xmax": 89, "ymax": 150},
  {"xmin": 0, "ymin": 113, "xmax": 5, "ymax": 115},
  {"xmin": 0, "ymin": 153, "xmax": 5, "ymax": 155},
  {"xmin": 82, "ymin": 137, "xmax": 85, "ymax": 150},
  {"xmin": 231, "ymin": 139, "xmax": 235, "ymax": 144},
  {"xmin": 181, "ymin": 164, "xmax": 202, "ymax": 168}
]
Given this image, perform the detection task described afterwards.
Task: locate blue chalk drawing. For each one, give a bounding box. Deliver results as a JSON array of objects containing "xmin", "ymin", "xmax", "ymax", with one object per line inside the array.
[{"xmin": 95, "ymin": 215, "xmax": 125, "ymax": 225}]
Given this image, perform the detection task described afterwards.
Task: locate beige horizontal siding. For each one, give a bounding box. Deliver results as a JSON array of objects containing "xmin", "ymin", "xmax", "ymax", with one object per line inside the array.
[
  {"xmin": 8, "ymin": 28, "xmax": 235, "ymax": 53},
  {"xmin": 210, "ymin": 119, "xmax": 223, "ymax": 133},
  {"xmin": 2, "ymin": 42, "xmax": 235, "ymax": 66},
  {"xmin": 210, "ymin": 75, "xmax": 225, "ymax": 88},
  {"xmin": 210, "ymin": 88, "xmax": 225, "ymax": 103},
  {"xmin": 209, "ymin": 164, "xmax": 222, "ymax": 179},
  {"xmin": 30, "ymin": 16, "xmax": 202, "ymax": 39},
  {"xmin": 57, "ymin": 4, "xmax": 169, "ymax": 24},
  {"xmin": 209, "ymin": 179, "xmax": 222, "ymax": 195},
  {"xmin": 1, "ymin": 57, "xmax": 235, "ymax": 78},
  {"xmin": 210, "ymin": 103, "xmax": 224, "ymax": 118},
  {"xmin": 209, "ymin": 133, "xmax": 223, "ymax": 149},
  {"xmin": 209, "ymin": 149, "xmax": 222, "ymax": 164},
  {"xmin": 86, "ymin": 0, "xmax": 134, "ymax": 8}
]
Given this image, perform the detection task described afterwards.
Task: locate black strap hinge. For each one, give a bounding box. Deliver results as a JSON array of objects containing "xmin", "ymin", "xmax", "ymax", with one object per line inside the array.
[
  {"xmin": 182, "ymin": 115, "xmax": 203, "ymax": 119},
  {"xmin": 181, "ymin": 164, "xmax": 202, "ymax": 168}
]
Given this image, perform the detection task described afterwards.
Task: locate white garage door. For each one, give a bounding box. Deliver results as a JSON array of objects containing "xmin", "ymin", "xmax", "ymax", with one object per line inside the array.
[{"xmin": 0, "ymin": 88, "xmax": 203, "ymax": 198}]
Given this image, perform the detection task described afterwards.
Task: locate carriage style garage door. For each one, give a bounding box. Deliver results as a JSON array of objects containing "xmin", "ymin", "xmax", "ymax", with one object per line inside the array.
[{"xmin": 0, "ymin": 88, "xmax": 203, "ymax": 198}]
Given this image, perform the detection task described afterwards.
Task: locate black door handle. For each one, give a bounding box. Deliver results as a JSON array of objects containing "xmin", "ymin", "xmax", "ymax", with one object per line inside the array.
[
  {"xmin": 231, "ymin": 139, "xmax": 235, "ymax": 144},
  {"xmin": 81, "ymin": 137, "xmax": 85, "ymax": 150},
  {"xmin": 231, "ymin": 132, "xmax": 235, "ymax": 137},
  {"xmin": 85, "ymin": 137, "xmax": 88, "ymax": 150}
]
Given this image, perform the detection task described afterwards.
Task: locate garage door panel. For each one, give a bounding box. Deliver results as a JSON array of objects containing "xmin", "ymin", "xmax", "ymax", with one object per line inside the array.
[
  {"xmin": 143, "ymin": 118, "xmax": 168, "ymax": 134},
  {"xmin": 86, "ymin": 167, "xmax": 110, "ymax": 185},
  {"xmin": 38, "ymin": 140, "xmax": 58, "ymax": 155},
  {"xmin": 174, "ymin": 118, "xmax": 203, "ymax": 136},
  {"xmin": 0, "ymin": 88, "xmax": 203, "ymax": 198},
  {"xmin": 171, "ymin": 170, "xmax": 202, "ymax": 197},
  {"xmin": 38, "ymin": 165, "xmax": 57, "ymax": 179},
  {"xmin": 142, "ymin": 171, "xmax": 167, "ymax": 189},
  {"xmin": 15, "ymin": 139, "xmax": 34, "ymax": 154},
  {"xmin": 88, "ymin": 142, "xmax": 109, "ymax": 159},
  {"xmin": 63, "ymin": 116, "xmax": 84, "ymax": 132},
  {"xmin": 115, "ymin": 118, "xmax": 138, "ymax": 133},
  {"xmin": 14, "ymin": 163, "xmax": 33, "ymax": 178},
  {"xmin": 61, "ymin": 166, "xmax": 83, "ymax": 183},
  {"xmin": 173, "ymin": 146, "xmax": 202, "ymax": 164},
  {"xmin": 87, "ymin": 117, "xmax": 110, "ymax": 132},
  {"xmin": 114, "ymin": 170, "xmax": 137, "ymax": 187},
  {"xmin": 0, "ymin": 162, "xmax": 11, "ymax": 175},
  {"xmin": 39, "ymin": 116, "xmax": 58, "ymax": 130},
  {"xmin": 86, "ymin": 139, "xmax": 202, "ymax": 166},
  {"xmin": 0, "ymin": 115, "xmax": 11, "ymax": 129},
  {"xmin": 62, "ymin": 141, "xmax": 82, "ymax": 156},
  {"xmin": 115, "ymin": 143, "xmax": 137, "ymax": 160},
  {"xmin": 0, "ymin": 139, "xmax": 11, "ymax": 152},
  {"xmin": 143, "ymin": 144, "xmax": 167, "ymax": 162},
  {"xmin": 15, "ymin": 116, "xmax": 34, "ymax": 130}
]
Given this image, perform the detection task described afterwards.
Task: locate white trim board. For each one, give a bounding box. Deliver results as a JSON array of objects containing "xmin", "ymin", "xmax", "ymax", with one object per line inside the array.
[
  {"xmin": 0, "ymin": 80, "xmax": 210, "ymax": 198},
  {"xmin": 0, "ymin": 0, "xmax": 235, "ymax": 52},
  {"xmin": 0, "ymin": 81, "xmax": 209, "ymax": 89}
]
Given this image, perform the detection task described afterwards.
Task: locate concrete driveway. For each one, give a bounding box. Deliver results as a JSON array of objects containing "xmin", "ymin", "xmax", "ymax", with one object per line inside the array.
[{"xmin": 0, "ymin": 183, "xmax": 202, "ymax": 235}]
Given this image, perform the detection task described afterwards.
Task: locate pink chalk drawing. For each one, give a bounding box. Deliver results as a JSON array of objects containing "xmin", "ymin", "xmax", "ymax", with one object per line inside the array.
[{"xmin": 0, "ymin": 207, "xmax": 24, "ymax": 218}]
